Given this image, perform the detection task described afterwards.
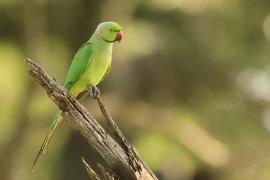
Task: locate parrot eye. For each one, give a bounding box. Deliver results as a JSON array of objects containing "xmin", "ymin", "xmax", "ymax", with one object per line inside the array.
[{"xmin": 110, "ymin": 28, "xmax": 113, "ymax": 32}]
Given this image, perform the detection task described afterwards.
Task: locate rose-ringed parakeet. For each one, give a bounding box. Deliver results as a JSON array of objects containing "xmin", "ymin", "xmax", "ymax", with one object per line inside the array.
[{"xmin": 32, "ymin": 21, "xmax": 123, "ymax": 170}]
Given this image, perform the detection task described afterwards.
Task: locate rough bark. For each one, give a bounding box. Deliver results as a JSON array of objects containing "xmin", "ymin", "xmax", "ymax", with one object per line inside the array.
[{"xmin": 25, "ymin": 58, "xmax": 158, "ymax": 180}]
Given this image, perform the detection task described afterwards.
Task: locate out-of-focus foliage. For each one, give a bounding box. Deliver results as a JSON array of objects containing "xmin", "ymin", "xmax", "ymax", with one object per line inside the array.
[{"xmin": 1, "ymin": 0, "xmax": 270, "ymax": 179}]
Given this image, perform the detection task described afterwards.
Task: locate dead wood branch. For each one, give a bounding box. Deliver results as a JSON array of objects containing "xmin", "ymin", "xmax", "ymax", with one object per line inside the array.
[{"xmin": 25, "ymin": 58, "xmax": 158, "ymax": 180}]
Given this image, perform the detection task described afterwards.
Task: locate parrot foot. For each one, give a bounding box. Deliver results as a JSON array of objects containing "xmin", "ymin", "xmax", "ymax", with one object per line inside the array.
[{"xmin": 88, "ymin": 85, "xmax": 100, "ymax": 98}]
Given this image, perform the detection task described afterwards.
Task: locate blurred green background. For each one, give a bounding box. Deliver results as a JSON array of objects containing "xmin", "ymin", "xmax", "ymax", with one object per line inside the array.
[{"xmin": 1, "ymin": 0, "xmax": 270, "ymax": 179}]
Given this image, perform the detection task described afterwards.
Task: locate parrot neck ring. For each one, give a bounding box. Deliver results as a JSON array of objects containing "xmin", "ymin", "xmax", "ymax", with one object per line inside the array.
[
  {"xmin": 102, "ymin": 37, "xmax": 116, "ymax": 43},
  {"xmin": 97, "ymin": 28, "xmax": 122, "ymax": 43}
]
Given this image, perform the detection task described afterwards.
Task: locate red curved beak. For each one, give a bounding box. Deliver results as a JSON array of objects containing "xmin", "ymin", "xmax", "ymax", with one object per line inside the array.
[{"xmin": 116, "ymin": 31, "xmax": 123, "ymax": 43}]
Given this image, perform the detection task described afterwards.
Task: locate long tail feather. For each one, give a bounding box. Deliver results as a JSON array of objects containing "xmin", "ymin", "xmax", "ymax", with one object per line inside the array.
[{"xmin": 32, "ymin": 111, "xmax": 63, "ymax": 171}]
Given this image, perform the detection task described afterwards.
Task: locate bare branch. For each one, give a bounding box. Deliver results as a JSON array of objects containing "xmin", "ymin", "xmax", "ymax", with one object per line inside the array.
[
  {"xmin": 25, "ymin": 58, "xmax": 158, "ymax": 180},
  {"xmin": 98, "ymin": 164, "xmax": 115, "ymax": 180},
  {"xmin": 82, "ymin": 158, "xmax": 101, "ymax": 180}
]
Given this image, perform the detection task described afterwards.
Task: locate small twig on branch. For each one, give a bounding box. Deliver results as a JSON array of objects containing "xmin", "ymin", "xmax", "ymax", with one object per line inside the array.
[
  {"xmin": 98, "ymin": 164, "xmax": 115, "ymax": 180},
  {"xmin": 25, "ymin": 58, "xmax": 158, "ymax": 180},
  {"xmin": 95, "ymin": 97, "xmax": 157, "ymax": 177},
  {"xmin": 82, "ymin": 158, "xmax": 101, "ymax": 180}
]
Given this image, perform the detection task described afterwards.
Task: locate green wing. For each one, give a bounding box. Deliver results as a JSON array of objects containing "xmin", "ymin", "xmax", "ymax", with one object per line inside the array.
[{"xmin": 64, "ymin": 42, "xmax": 93, "ymax": 90}]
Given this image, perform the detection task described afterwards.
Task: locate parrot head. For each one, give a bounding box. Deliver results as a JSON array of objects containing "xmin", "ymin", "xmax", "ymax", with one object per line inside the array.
[{"xmin": 97, "ymin": 21, "xmax": 123, "ymax": 43}]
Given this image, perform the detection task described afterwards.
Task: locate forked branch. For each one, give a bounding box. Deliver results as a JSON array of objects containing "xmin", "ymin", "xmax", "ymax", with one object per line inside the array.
[{"xmin": 25, "ymin": 58, "xmax": 158, "ymax": 180}]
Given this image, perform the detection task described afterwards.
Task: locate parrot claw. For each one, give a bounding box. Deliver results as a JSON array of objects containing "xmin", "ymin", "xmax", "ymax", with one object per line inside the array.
[{"xmin": 88, "ymin": 85, "xmax": 100, "ymax": 98}]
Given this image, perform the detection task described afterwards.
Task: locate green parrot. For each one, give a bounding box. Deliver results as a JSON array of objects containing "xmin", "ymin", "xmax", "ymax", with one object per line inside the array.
[{"xmin": 32, "ymin": 21, "xmax": 123, "ymax": 170}]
